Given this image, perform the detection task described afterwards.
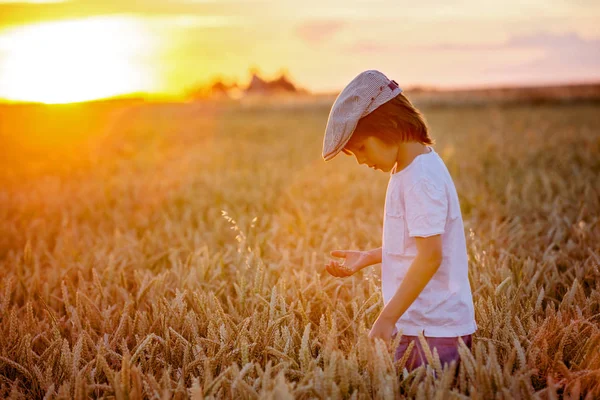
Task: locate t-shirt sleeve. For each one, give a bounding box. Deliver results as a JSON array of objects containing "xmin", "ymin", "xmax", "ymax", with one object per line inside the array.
[{"xmin": 403, "ymin": 177, "xmax": 448, "ymax": 237}]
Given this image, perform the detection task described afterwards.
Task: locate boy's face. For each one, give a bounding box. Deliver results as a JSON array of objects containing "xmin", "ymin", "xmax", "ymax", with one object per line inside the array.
[{"xmin": 343, "ymin": 135, "xmax": 397, "ymax": 172}]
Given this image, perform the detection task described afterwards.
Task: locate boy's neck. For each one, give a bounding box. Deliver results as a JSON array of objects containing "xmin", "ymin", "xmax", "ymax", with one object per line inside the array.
[{"xmin": 393, "ymin": 142, "xmax": 430, "ymax": 173}]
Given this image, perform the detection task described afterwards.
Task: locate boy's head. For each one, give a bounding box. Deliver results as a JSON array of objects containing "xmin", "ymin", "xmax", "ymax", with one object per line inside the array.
[{"xmin": 322, "ymin": 70, "xmax": 433, "ymax": 172}]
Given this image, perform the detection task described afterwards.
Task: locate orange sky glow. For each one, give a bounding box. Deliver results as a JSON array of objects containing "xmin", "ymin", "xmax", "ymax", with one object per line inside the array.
[{"xmin": 0, "ymin": 0, "xmax": 599, "ymax": 103}]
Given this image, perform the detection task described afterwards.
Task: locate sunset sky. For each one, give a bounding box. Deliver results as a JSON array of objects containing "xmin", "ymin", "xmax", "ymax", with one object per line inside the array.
[{"xmin": 0, "ymin": 0, "xmax": 599, "ymax": 103}]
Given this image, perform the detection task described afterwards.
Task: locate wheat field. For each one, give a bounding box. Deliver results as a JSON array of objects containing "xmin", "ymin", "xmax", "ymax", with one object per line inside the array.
[{"xmin": 0, "ymin": 98, "xmax": 599, "ymax": 399}]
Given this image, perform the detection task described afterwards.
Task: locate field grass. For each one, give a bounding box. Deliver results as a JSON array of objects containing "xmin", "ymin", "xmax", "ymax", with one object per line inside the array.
[{"xmin": 0, "ymin": 99, "xmax": 599, "ymax": 399}]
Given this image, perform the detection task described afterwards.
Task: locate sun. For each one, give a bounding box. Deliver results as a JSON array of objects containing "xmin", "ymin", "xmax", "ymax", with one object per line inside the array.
[{"xmin": 0, "ymin": 17, "xmax": 157, "ymax": 104}]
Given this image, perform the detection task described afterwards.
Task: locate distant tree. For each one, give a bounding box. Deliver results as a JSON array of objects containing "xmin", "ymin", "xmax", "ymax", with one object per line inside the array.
[
  {"xmin": 268, "ymin": 72, "xmax": 297, "ymax": 93},
  {"xmin": 210, "ymin": 80, "xmax": 231, "ymax": 97},
  {"xmin": 187, "ymin": 66, "xmax": 310, "ymax": 99},
  {"xmin": 246, "ymin": 69, "xmax": 269, "ymax": 94}
]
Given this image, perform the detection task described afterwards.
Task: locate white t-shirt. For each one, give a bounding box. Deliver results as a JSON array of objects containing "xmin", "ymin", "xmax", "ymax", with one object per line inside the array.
[{"xmin": 382, "ymin": 146, "xmax": 477, "ymax": 337}]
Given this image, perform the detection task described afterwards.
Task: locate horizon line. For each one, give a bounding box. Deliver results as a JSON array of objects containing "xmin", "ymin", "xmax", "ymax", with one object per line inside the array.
[{"xmin": 1, "ymin": 79, "xmax": 600, "ymax": 105}]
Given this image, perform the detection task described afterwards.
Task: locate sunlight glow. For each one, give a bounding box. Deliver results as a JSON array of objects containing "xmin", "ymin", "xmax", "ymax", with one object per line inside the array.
[
  {"xmin": 0, "ymin": 1, "xmax": 67, "ymax": 3},
  {"xmin": 0, "ymin": 17, "xmax": 157, "ymax": 103}
]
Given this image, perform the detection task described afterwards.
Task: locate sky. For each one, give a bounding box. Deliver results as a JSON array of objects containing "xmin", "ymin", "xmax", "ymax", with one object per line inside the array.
[{"xmin": 0, "ymin": 0, "xmax": 599, "ymax": 102}]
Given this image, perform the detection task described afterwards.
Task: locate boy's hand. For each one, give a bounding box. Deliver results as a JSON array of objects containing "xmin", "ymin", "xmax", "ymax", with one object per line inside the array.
[
  {"xmin": 325, "ymin": 250, "xmax": 370, "ymax": 277},
  {"xmin": 368, "ymin": 314, "xmax": 396, "ymax": 343}
]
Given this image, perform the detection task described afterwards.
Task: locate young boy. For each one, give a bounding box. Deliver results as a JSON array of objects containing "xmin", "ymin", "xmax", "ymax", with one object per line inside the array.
[{"xmin": 321, "ymin": 70, "xmax": 477, "ymax": 373}]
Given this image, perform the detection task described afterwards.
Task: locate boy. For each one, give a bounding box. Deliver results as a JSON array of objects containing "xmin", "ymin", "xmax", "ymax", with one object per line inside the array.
[{"xmin": 322, "ymin": 70, "xmax": 477, "ymax": 372}]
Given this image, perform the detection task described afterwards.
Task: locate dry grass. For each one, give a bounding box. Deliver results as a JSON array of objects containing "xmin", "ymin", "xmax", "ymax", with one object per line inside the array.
[{"xmin": 0, "ymin": 99, "xmax": 599, "ymax": 399}]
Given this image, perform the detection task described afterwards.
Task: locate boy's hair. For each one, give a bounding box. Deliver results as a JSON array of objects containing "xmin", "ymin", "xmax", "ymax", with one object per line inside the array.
[{"xmin": 347, "ymin": 93, "xmax": 433, "ymax": 148}]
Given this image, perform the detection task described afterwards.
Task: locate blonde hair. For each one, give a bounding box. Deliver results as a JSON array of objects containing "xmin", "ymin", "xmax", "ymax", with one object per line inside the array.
[{"xmin": 348, "ymin": 93, "xmax": 433, "ymax": 147}]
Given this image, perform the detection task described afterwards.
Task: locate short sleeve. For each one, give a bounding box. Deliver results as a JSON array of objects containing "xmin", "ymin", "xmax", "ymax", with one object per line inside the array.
[{"xmin": 403, "ymin": 177, "xmax": 448, "ymax": 237}]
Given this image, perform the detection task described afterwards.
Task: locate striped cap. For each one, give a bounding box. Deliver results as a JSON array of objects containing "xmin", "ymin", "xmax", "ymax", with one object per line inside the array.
[{"xmin": 322, "ymin": 70, "xmax": 402, "ymax": 161}]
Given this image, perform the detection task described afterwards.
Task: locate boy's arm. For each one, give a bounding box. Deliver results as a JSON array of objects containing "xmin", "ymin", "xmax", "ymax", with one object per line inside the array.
[
  {"xmin": 363, "ymin": 247, "xmax": 382, "ymax": 267},
  {"xmin": 376, "ymin": 235, "xmax": 443, "ymax": 323}
]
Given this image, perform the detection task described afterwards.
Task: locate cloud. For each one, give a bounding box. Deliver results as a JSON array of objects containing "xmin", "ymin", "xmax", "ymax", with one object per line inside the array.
[
  {"xmin": 418, "ymin": 31, "xmax": 600, "ymax": 83},
  {"xmin": 339, "ymin": 31, "xmax": 600, "ymax": 85},
  {"xmin": 422, "ymin": 31, "xmax": 600, "ymax": 55},
  {"xmin": 343, "ymin": 40, "xmax": 394, "ymax": 54},
  {"xmin": 483, "ymin": 33, "xmax": 600, "ymax": 81},
  {"xmin": 294, "ymin": 20, "xmax": 344, "ymax": 46}
]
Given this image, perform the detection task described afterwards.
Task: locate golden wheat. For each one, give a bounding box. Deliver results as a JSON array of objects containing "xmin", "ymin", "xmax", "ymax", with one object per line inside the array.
[{"xmin": 0, "ymin": 100, "xmax": 598, "ymax": 398}]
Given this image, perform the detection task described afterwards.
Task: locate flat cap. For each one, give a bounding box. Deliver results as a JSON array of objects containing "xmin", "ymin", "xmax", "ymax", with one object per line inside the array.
[{"xmin": 322, "ymin": 70, "xmax": 402, "ymax": 161}]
